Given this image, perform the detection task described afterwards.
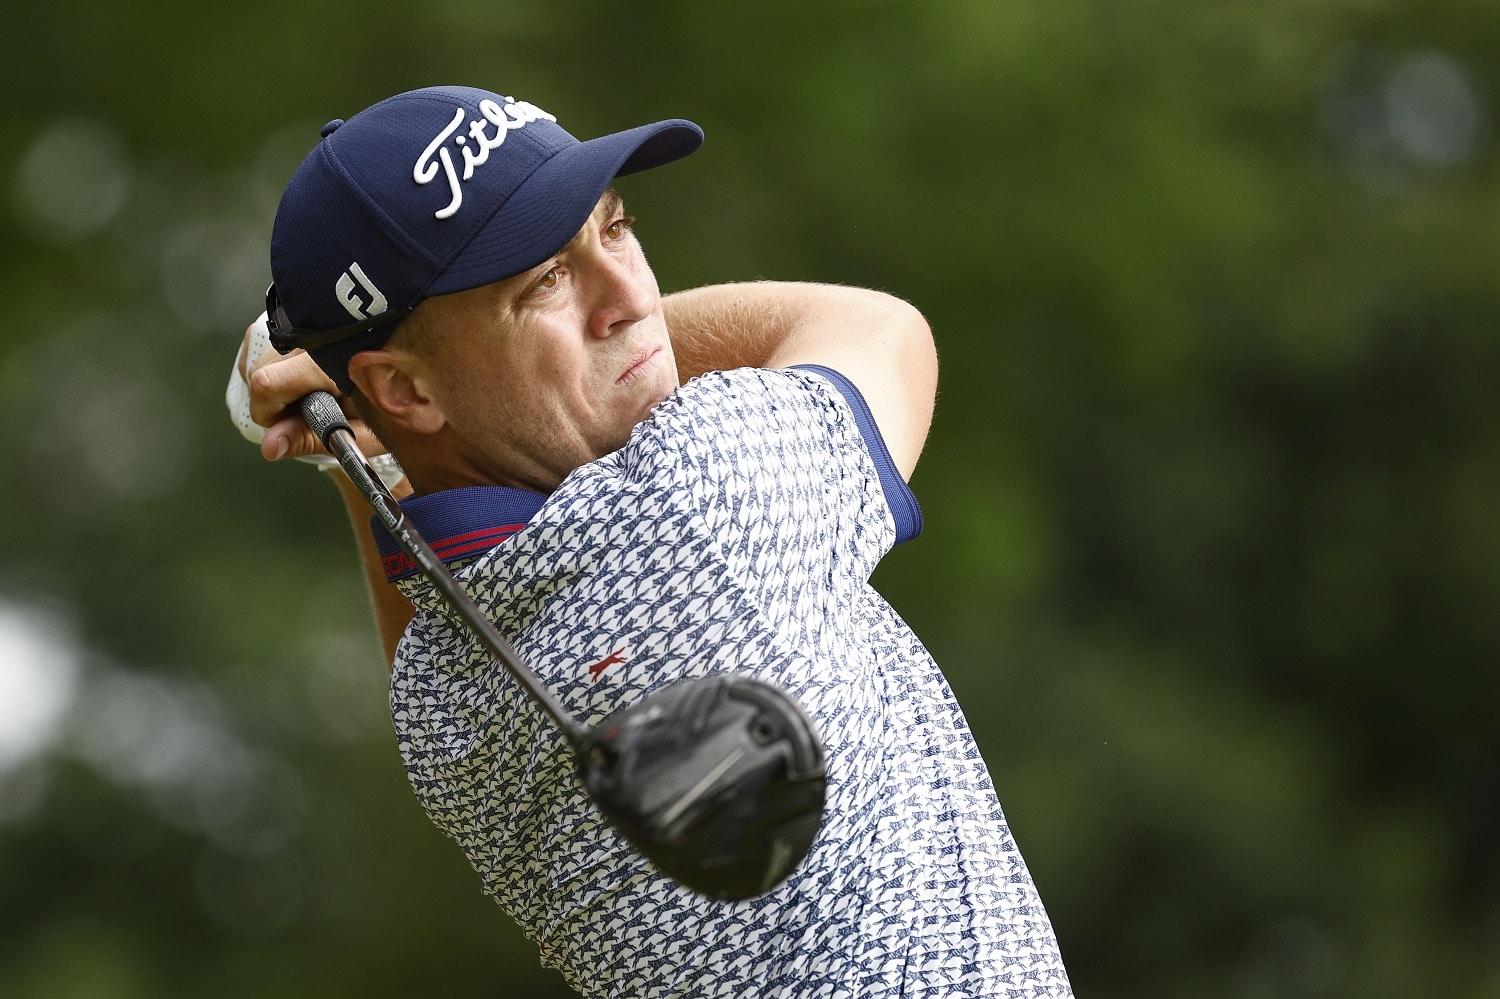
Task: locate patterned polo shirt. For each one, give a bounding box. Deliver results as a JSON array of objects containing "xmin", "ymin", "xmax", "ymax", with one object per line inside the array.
[{"xmin": 381, "ymin": 366, "xmax": 1073, "ymax": 997}]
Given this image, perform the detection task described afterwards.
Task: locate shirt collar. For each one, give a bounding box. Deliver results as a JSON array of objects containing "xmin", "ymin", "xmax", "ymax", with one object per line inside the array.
[{"xmin": 370, "ymin": 485, "xmax": 546, "ymax": 582}]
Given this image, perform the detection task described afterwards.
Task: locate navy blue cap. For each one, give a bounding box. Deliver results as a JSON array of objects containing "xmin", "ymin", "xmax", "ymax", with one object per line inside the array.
[{"xmin": 268, "ymin": 85, "xmax": 703, "ymax": 391}]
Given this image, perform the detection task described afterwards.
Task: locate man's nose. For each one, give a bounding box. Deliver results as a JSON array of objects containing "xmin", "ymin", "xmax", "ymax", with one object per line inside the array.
[{"xmin": 587, "ymin": 251, "xmax": 655, "ymax": 339}]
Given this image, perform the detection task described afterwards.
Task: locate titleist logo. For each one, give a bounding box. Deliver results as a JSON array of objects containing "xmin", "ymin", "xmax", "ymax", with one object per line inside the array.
[{"xmin": 413, "ymin": 98, "xmax": 557, "ymax": 220}]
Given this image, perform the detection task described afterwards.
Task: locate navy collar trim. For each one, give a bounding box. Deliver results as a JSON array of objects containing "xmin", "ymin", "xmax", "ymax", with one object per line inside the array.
[{"xmin": 371, "ymin": 485, "xmax": 547, "ymax": 582}]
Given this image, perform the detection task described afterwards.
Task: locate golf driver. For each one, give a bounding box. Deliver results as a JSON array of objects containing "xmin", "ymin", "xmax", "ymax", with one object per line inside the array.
[{"xmin": 299, "ymin": 390, "xmax": 827, "ymax": 901}]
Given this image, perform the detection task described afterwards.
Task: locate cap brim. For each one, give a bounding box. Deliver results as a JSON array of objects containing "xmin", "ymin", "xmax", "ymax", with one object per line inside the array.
[{"xmin": 426, "ymin": 119, "xmax": 702, "ymax": 297}]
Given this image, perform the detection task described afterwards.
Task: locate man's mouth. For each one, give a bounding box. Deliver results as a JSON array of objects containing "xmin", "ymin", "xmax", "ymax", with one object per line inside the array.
[{"xmin": 616, "ymin": 345, "xmax": 663, "ymax": 386}]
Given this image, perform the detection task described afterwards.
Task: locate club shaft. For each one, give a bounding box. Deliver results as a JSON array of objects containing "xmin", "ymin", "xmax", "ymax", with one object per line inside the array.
[{"xmin": 300, "ymin": 392, "xmax": 585, "ymax": 746}]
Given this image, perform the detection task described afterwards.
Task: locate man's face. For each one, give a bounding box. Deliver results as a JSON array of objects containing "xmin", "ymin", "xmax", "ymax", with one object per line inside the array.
[{"xmin": 411, "ymin": 190, "xmax": 679, "ymax": 492}]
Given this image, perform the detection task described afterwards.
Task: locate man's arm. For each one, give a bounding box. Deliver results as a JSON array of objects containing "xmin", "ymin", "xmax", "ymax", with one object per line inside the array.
[
  {"xmin": 665, "ymin": 281, "xmax": 938, "ymax": 480},
  {"xmin": 321, "ymin": 466, "xmax": 417, "ymax": 664},
  {"xmin": 234, "ymin": 321, "xmax": 416, "ymax": 666},
  {"xmin": 231, "ymin": 282, "xmax": 936, "ymax": 667}
]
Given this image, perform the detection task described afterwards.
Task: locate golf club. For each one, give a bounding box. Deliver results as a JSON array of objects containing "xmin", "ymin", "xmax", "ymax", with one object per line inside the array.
[{"xmin": 299, "ymin": 390, "xmax": 827, "ymax": 901}]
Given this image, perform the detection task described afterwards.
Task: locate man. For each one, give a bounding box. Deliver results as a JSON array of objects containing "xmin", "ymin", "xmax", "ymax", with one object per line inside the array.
[{"xmin": 232, "ymin": 84, "xmax": 1072, "ymax": 996}]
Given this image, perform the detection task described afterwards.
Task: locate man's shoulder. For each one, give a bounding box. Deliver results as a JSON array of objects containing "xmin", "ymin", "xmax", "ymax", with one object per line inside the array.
[
  {"xmin": 667, "ymin": 364, "xmax": 825, "ymax": 405},
  {"xmin": 641, "ymin": 365, "xmax": 845, "ymax": 445},
  {"xmin": 512, "ymin": 365, "xmax": 854, "ymax": 546}
]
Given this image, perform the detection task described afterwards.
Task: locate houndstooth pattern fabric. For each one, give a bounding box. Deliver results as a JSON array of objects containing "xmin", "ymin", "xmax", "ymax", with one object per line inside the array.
[{"xmin": 390, "ymin": 367, "xmax": 1073, "ymax": 997}]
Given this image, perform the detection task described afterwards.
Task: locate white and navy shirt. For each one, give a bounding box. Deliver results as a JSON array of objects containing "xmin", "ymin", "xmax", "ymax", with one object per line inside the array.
[{"xmin": 381, "ymin": 367, "xmax": 1073, "ymax": 997}]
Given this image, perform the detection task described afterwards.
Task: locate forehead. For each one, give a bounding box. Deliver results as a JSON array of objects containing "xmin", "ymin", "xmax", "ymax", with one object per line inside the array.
[
  {"xmin": 407, "ymin": 188, "xmax": 626, "ymax": 336},
  {"xmin": 489, "ymin": 187, "xmax": 625, "ymax": 289}
]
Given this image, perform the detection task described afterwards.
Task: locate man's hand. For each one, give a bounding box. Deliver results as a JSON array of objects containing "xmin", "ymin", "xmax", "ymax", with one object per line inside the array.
[{"xmin": 232, "ymin": 315, "xmax": 389, "ymax": 463}]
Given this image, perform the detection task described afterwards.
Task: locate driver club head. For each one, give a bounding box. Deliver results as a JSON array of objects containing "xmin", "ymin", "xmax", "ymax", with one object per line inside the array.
[{"xmin": 576, "ymin": 674, "xmax": 827, "ymax": 901}]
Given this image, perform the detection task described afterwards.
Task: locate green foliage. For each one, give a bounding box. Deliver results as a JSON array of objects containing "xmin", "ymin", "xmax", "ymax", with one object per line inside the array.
[{"xmin": 3, "ymin": 0, "xmax": 1500, "ymax": 995}]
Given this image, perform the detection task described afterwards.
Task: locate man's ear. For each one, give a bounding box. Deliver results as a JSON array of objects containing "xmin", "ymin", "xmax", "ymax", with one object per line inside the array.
[{"xmin": 347, "ymin": 349, "xmax": 446, "ymax": 435}]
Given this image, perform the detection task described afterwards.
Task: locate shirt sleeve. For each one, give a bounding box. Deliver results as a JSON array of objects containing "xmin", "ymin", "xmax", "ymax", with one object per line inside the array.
[
  {"xmin": 613, "ymin": 367, "xmax": 918, "ymax": 608},
  {"xmin": 787, "ymin": 364, "xmax": 923, "ymax": 545}
]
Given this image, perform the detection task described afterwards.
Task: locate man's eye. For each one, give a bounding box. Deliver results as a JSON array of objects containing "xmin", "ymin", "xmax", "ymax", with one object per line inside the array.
[
  {"xmin": 535, "ymin": 268, "xmax": 559, "ymax": 290},
  {"xmin": 605, "ymin": 216, "xmax": 637, "ymax": 240}
]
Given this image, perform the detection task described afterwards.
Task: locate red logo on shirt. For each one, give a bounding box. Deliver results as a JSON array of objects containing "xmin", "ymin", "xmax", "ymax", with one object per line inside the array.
[{"xmin": 587, "ymin": 647, "xmax": 627, "ymax": 682}]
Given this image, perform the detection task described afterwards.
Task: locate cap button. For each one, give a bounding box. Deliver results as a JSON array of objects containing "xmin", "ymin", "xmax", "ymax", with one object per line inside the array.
[{"xmin": 320, "ymin": 119, "xmax": 345, "ymax": 138}]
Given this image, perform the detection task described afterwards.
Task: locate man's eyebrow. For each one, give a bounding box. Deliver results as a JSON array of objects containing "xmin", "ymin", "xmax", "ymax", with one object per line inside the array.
[
  {"xmin": 598, "ymin": 187, "xmax": 624, "ymax": 219},
  {"xmin": 556, "ymin": 189, "xmax": 626, "ymax": 257}
]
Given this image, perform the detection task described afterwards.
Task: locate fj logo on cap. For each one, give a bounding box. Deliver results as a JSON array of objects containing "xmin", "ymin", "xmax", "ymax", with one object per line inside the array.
[
  {"xmin": 413, "ymin": 98, "xmax": 557, "ymax": 221},
  {"xmin": 336, "ymin": 262, "xmax": 388, "ymax": 321}
]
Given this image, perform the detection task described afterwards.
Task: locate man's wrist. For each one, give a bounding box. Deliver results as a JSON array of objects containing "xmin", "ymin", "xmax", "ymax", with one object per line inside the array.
[{"xmin": 312, "ymin": 450, "xmax": 407, "ymax": 491}]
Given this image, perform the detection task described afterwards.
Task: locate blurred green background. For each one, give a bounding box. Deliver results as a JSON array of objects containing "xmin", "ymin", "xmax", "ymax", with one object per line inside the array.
[{"xmin": 3, "ymin": 1, "xmax": 1498, "ymax": 996}]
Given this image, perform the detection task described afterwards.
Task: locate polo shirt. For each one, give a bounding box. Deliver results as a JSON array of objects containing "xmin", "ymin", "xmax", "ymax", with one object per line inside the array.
[{"xmin": 383, "ymin": 366, "xmax": 1073, "ymax": 997}]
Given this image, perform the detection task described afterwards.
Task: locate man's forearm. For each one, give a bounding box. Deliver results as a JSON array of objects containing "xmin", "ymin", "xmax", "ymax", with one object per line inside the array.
[
  {"xmin": 664, "ymin": 282, "xmax": 800, "ymax": 380},
  {"xmin": 323, "ymin": 468, "xmax": 415, "ymax": 667},
  {"xmin": 663, "ymin": 281, "xmax": 938, "ymax": 480}
]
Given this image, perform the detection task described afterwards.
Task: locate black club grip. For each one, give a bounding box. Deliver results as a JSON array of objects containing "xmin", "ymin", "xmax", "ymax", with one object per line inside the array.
[{"xmin": 299, "ymin": 391, "xmax": 352, "ymax": 450}]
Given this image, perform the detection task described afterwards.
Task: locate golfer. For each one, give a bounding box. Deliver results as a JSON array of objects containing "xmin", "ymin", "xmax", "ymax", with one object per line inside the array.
[{"xmin": 231, "ymin": 84, "xmax": 1073, "ymax": 997}]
